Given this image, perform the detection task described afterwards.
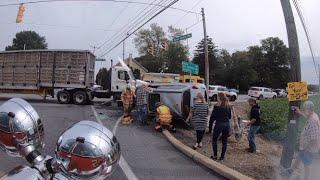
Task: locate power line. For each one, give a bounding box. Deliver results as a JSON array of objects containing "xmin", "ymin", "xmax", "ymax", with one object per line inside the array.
[
  {"xmin": 97, "ymin": 0, "xmax": 170, "ymax": 55},
  {"xmin": 95, "ymin": 0, "xmax": 161, "ymax": 50},
  {"xmin": 0, "ymin": 0, "xmax": 199, "ymax": 14},
  {"xmin": 98, "ymin": 0, "xmax": 179, "ymax": 57},
  {"xmin": 173, "ymin": 0, "xmax": 204, "ymax": 27},
  {"xmin": 292, "ymin": 0, "xmax": 318, "ymax": 77},
  {"xmin": 0, "ymin": 21, "xmax": 118, "ymax": 31}
]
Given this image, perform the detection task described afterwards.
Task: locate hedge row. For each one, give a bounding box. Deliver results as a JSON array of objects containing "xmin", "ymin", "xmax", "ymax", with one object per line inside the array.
[{"xmin": 259, "ymin": 96, "xmax": 320, "ymax": 142}]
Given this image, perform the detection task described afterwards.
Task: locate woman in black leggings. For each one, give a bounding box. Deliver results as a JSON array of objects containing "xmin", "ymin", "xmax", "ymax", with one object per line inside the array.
[{"xmin": 209, "ymin": 93, "xmax": 231, "ymax": 161}]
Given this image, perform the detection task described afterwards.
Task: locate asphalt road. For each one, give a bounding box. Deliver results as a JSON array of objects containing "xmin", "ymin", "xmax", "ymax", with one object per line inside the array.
[{"xmin": 0, "ymin": 95, "xmax": 223, "ymax": 180}]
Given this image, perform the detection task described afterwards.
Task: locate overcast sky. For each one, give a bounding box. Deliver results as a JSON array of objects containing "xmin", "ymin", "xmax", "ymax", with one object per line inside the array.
[{"xmin": 0, "ymin": 0, "xmax": 319, "ymax": 83}]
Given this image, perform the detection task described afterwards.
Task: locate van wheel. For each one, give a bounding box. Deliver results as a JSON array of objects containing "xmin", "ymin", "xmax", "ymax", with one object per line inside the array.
[
  {"xmin": 73, "ymin": 91, "xmax": 87, "ymax": 105},
  {"xmin": 231, "ymin": 95, "xmax": 237, "ymax": 101},
  {"xmin": 57, "ymin": 90, "xmax": 71, "ymax": 104},
  {"xmin": 273, "ymin": 95, "xmax": 277, "ymax": 99},
  {"xmin": 258, "ymin": 95, "xmax": 263, "ymax": 100}
]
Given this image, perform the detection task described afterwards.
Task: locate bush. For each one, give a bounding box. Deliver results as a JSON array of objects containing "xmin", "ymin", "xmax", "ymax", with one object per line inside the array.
[{"xmin": 260, "ymin": 96, "xmax": 320, "ymax": 142}]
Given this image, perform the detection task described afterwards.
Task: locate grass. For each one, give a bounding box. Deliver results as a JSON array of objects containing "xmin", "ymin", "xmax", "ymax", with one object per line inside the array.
[{"xmin": 259, "ymin": 95, "xmax": 320, "ymax": 142}]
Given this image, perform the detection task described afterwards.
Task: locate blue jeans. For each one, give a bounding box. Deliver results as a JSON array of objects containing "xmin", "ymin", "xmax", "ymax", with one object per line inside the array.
[
  {"xmin": 136, "ymin": 105, "xmax": 147, "ymax": 124},
  {"xmin": 248, "ymin": 125, "xmax": 260, "ymax": 151}
]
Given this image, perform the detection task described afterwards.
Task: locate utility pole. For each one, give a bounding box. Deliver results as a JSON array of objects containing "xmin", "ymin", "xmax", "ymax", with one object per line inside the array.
[
  {"xmin": 280, "ymin": 0, "xmax": 301, "ymax": 170},
  {"xmin": 318, "ymin": 64, "xmax": 320, "ymax": 94},
  {"xmin": 201, "ymin": 8, "xmax": 209, "ymax": 90}
]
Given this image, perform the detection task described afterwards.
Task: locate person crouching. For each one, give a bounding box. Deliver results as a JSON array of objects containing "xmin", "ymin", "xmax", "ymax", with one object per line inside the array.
[{"xmin": 155, "ymin": 102, "xmax": 176, "ymax": 132}]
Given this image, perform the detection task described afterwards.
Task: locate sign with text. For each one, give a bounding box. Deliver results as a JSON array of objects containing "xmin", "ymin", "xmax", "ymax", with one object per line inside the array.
[
  {"xmin": 173, "ymin": 33, "xmax": 192, "ymax": 42},
  {"xmin": 287, "ymin": 81, "xmax": 308, "ymax": 102},
  {"xmin": 182, "ymin": 61, "xmax": 199, "ymax": 75}
]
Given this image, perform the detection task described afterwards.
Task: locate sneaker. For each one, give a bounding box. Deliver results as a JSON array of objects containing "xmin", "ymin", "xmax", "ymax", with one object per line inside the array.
[
  {"xmin": 219, "ymin": 157, "xmax": 224, "ymax": 161},
  {"xmin": 246, "ymin": 148, "xmax": 256, "ymax": 153},
  {"xmin": 210, "ymin": 156, "xmax": 217, "ymax": 160},
  {"xmin": 198, "ymin": 142, "xmax": 203, "ymax": 148},
  {"xmin": 193, "ymin": 143, "xmax": 198, "ymax": 150}
]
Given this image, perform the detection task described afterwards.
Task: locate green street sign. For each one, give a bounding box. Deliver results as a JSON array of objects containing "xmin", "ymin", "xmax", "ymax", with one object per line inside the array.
[
  {"xmin": 173, "ymin": 33, "xmax": 192, "ymax": 42},
  {"xmin": 182, "ymin": 61, "xmax": 199, "ymax": 75},
  {"xmin": 95, "ymin": 58, "xmax": 106, "ymax": 61}
]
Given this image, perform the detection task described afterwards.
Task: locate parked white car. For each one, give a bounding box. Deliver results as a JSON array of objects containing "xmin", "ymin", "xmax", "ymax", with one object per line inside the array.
[
  {"xmin": 248, "ymin": 87, "xmax": 277, "ymax": 100},
  {"xmin": 273, "ymin": 89, "xmax": 287, "ymax": 98},
  {"xmin": 209, "ymin": 85, "xmax": 237, "ymax": 101}
]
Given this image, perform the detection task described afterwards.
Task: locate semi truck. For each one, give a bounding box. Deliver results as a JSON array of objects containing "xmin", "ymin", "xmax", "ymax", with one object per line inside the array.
[{"xmin": 0, "ymin": 50, "xmax": 136, "ymax": 105}]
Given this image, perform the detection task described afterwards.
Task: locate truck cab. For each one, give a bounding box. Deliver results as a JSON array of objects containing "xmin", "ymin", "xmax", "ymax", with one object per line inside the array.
[
  {"xmin": 93, "ymin": 64, "xmax": 136, "ymax": 101},
  {"xmin": 110, "ymin": 66, "xmax": 136, "ymax": 101},
  {"xmin": 111, "ymin": 66, "xmax": 136, "ymax": 93}
]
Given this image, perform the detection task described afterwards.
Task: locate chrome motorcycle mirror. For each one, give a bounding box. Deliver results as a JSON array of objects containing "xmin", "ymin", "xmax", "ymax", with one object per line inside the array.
[
  {"xmin": 0, "ymin": 98, "xmax": 44, "ymax": 158},
  {"xmin": 55, "ymin": 120, "xmax": 121, "ymax": 180}
]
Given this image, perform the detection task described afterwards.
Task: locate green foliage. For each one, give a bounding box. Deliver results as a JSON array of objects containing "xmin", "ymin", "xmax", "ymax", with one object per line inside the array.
[
  {"xmin": 5, "ymin": 31, "xmax": 47, "ymax": 51},
  {"xmin": 132, "ymin": 68, "xmax": 141, "ymax": 79},
  {"xmin": 192, "ymin": 36, "xmax": 289, "ymax": 91},
  {"xmin": 95, "ymin": 68, "xmax": 110, "ymax": 90},
  {"xmin": 192, "ymin": 36, "xmax": 219, "ymax": 80},
  {"xmin": 259, "ymin": 98, "xmax": 289, "ymax": 141},
  {"xmin": 133, "ymin": 24, "xmax": 188, "ymax": 74},
  {"xmin": 260, "ymin": 96, "xmax": 320, "ymax": 141}
]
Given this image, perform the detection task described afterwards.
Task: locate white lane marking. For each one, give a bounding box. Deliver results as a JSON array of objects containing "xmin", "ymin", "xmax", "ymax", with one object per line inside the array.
[
  {"xmin": 91, "ymin": 105, "xmax": 103, "ymax": 125},
  {"xmin": 112, "ymin": 116, "xmax": 121, "ymax": 135},
  {"xmin": 90, "ymin": 105, "xmax": 139, "ymax": 180}
]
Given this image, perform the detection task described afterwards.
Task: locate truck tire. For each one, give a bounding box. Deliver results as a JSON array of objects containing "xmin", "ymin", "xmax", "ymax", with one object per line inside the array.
[
  {"xmin": 73, "ymin": 91, "xmax": 87, "ymax": 105},
  {"xmin": 57, "ymin": 91, "xmax": 71, "ymax": 104},
  {"xmin": 258, "ymin": 95, "xmax": 263, "ymax": 100}
]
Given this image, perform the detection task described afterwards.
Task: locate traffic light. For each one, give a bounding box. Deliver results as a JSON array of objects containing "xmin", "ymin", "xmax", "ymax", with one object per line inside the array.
[
  {"xmin": 147, "ymin": 45, "xmax": 155, "ymax": 56},
  {"xmin": 161, "ymin": 41, "xmax": 168, "ymax": 51},
  {"xmin": 16, "ymin": 4, "xmax": 25, "ymax": 23}
]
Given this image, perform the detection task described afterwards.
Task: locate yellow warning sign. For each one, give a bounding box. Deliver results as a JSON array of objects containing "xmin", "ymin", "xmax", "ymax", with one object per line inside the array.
[{"xmin": 287, "ymin": 81, "xmax": 308, "ymax": 102}]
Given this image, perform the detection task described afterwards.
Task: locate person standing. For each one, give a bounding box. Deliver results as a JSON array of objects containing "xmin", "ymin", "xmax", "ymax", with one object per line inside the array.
[
  {"xmin": 135, "ymin": 84, "xmax": 153, "ymax": 125},
  {"xmin": 288, "ymin": 101, "xmax": 320, "ymax": 180},
  {"xmin": 186, "ymin": 92, "xmax": 209, "ymax": 150},
  {"xmin": 121, "ymin": 86, "xmax": 135, "ymax": 125},
  {"xmin": 246, "ymin": 98, "xmax": 261, "ymax": 153},
  {"xmin": 209, "ymin": 93, "xmax": 231, "ymax": 161}
]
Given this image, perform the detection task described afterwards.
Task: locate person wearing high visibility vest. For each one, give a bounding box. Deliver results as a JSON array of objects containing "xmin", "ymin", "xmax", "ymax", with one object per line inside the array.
[
  {"xmin": 121, "ymin": 85, "xmax": 135, "ymax": 125},
  {"xmin": 155, "ymin": 102, "xmax": 176, "ymax": 132}
]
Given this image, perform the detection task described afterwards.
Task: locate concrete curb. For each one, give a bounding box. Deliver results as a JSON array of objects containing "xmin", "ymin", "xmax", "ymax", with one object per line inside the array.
[{"xmin": 162, "ymin": 130, "xmax": 254, "ymax": 180}]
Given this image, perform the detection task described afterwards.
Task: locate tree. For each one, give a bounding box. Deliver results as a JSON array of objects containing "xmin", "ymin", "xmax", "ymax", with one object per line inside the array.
[
  {"xmin": 134, "ymin": 24, "xmax": 188, "ymax": 73},
  {"xmin": 5, "ymin": 31, "xmax": 48, "ymax": 51},
  {"xmin": 96, "ymin": 68, "xmax": 110, "ymax": 90},
  {"xmin": 192, "ymin": 36, "xmax": 219, "ymax": 84},
  {"xmin": 133, "ymin": 23, "xmax": 166, "ymax": 56},
  {"xmin": 131, "ymin": 68, "xmax": 141, "ymax": 79},
  {"xmin": 248, "ymin": 37, "xmax": 289, "ymax": 88},
  {"xmin": 227, "ymin": 51, "xmax": 258, "ymax": 91}
]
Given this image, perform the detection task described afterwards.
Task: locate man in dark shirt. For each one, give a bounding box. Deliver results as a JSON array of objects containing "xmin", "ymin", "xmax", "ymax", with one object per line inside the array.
[{"xmin": 246, "ymin": 98, "xmax": 261, "ymax": 153}]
